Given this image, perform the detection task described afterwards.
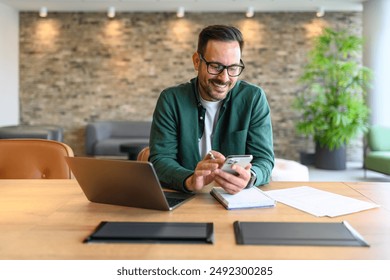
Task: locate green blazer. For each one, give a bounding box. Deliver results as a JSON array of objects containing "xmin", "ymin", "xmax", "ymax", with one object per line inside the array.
[{"xmin": 150, "ymin": 78, "xmax": 274, "ymax": 192}]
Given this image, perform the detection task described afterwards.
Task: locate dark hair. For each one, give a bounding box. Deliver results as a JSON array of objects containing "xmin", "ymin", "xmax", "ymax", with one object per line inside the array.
[{"xmin": 197, "ymin": 25, "xmax": 244, "ymax": 56}]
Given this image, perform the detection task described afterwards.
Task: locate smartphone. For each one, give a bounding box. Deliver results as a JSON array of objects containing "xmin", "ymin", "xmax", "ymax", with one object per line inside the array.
[{"xmin": 221, "ymin": 155, "xmax": 253, "ymax": 176}]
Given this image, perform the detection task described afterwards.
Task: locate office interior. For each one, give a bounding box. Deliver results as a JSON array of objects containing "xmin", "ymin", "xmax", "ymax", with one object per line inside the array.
[
  {"xmin": 0, "ymin": 0, "xmax": 389, "ymax": 168},
  {"xmin": 1, "ymin": 1, "xmax": 390, "ymax": 264}
]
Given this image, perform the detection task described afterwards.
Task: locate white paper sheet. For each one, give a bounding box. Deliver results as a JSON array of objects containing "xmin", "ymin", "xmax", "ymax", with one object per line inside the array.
[{"xmin": 265, "ymin": 186, "xmax": 380, "ymax": 217}]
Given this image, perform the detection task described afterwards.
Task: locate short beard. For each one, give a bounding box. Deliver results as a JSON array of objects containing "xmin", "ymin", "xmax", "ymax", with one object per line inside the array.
[{"xmin": 204, "ymin": 79, "xmax": 232, "ymax": 101}]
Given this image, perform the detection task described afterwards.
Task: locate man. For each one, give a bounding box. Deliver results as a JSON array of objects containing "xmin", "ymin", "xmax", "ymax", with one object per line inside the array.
[{"xmin": 149, "ymin": 25, "xmax": 274, "ymax": 194}]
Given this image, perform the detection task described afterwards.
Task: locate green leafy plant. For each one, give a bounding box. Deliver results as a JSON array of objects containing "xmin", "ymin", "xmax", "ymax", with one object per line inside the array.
[{"xmin": 294, "ymin": 27, "xmax": 372, "ymax": 150}]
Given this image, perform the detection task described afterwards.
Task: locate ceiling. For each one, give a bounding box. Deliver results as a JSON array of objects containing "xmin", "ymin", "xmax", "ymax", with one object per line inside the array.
[{"xmin": 0, "ymin": 0, "xmax": 368, "ymax": 13}]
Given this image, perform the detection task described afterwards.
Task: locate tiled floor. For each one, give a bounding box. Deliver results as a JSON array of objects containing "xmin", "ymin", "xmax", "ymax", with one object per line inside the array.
[{"xmin": 308, "ymin": 161, "xmax": 390, "ymax": 182}]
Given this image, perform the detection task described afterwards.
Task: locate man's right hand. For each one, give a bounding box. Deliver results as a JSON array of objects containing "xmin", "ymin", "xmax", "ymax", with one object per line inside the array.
[{"xmin": 185, "ymin": 150, "xmax": 225, "ymax": 192}]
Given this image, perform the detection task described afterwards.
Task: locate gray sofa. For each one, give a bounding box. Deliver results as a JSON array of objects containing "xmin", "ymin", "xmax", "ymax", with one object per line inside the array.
[
  {"xmin": 0, "ymin": 125, "xmax": 63, "ymax": 141},
  {"xmin": 85, "ymin": 120, "xmax": 151, "ymax": 156}
]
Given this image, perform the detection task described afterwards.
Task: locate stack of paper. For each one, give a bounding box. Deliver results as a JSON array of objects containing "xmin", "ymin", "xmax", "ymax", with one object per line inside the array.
[{"xmin": 265, "ymin": 186, "xmax": 380, "ymax": 217}]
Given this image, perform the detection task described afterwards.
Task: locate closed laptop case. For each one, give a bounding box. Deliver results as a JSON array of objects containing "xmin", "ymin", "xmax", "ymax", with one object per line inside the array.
[
  {"xmin": 234, "ymin": 221, "xmax": 369, "ymax": 247},
  {"xmin": 85, "ymin": 221, "xmax": 214, "ymax": 244}
]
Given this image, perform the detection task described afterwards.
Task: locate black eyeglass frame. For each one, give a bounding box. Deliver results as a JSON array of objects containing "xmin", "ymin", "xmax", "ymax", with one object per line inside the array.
[{"xmin": 198, "ymin": 53, "xmax": 245, "ymax": 77}]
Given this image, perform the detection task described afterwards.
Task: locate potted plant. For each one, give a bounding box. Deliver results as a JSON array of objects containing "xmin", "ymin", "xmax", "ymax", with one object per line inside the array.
[{"xmin": 294, "ymin": 28, "xmax": 372, "ymax": 170}]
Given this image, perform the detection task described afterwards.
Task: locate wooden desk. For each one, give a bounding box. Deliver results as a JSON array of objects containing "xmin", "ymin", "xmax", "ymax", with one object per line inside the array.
[{"xmin": 0, "ymin": 180, "xmax": 389, "ymax": 260}]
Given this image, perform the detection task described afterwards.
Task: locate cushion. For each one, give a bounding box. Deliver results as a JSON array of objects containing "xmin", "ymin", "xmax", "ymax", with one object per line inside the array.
[
  {"xmin": 368, "ymin": 125, "xmax": 390, "ymax": 151},
  {"xmin": 110, "ymin": 121, "xmax": 151, "ymax": 137},
  {"xmin": 271, "ymin": 158, "xmax": 310, "ymax": 181}
]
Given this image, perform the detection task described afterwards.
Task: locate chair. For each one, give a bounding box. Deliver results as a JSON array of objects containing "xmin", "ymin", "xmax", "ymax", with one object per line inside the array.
[
  {"xmin": 0, "ymin": 139, "xmax": 74, "ymax": 179},
  {"xmin": 364, "ymin": 125, "xmax": 390, "ymax": 177},
  {"xmin": 137, "ymin": 146, "xmax": 150, "ymax": 162}
]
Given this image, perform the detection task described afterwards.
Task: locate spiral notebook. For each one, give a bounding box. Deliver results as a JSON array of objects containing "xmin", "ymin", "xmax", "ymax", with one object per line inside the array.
[{"xmin": 210, "ymin": 187, "xmax": 276, "ymax": 210}]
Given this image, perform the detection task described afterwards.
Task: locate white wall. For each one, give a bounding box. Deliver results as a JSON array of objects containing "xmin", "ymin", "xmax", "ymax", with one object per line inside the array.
[
  {"xmin": 0, "ymin": 3, "xmax": 19, "ymax": 126},
  {"xmin": 363, "ymin": 0, "xmax": 390, "ymax": 126}
]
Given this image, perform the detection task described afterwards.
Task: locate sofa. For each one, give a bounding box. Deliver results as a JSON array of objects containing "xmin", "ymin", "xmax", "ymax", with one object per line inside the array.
[
  {"xmin": 85, "ymin": 120, "xmax": 151, "ymax": 156},
  {"xmin": 0, "ymin": 125, "xmax": 63, "ymax": 142},
  {"xmin": 364, "ymin": 125, "xmax": 390, "ymax": 176}
]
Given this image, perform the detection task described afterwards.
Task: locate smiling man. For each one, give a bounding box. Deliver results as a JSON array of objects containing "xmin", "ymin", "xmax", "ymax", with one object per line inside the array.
[{"xmin": 149, "ymin": 25, "xmax": 274, "ymax": 194}]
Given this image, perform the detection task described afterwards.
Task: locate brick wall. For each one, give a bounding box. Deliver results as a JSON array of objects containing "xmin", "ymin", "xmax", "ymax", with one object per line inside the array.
[{"xmin": 19, "ymin": 12, "xmax": 363, "ymax": 160}]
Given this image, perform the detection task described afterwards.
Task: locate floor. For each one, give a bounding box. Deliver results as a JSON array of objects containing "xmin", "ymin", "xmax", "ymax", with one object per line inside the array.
[{"xmin": 308, "ymin": 161, "xmax": 390, "ymax": 182}]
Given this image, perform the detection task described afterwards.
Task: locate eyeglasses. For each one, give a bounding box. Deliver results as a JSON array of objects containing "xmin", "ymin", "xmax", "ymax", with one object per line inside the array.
[{"xmin": 198, "ymin": 53, "xmax": 245, "ymax": 77}]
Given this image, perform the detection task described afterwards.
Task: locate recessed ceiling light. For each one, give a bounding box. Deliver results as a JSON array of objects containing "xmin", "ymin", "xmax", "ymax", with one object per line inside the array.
[
  {"xmin": 246, "ymin": 6, "xmax": 254, "ymax": 18},
  {"xmin": 177, "ymin": 6, "xmax": 185, "ymax": 18},
  {"xmin": 39, "ymin": 7, "xmax": 48, "ymax": 18},
  {"xmin": 107, "ymin": 6, "xmax": 116, "ymax": 18},
  {"xmin": 316, "ymin": 7, "xmax": 325, "ymax": 17}
]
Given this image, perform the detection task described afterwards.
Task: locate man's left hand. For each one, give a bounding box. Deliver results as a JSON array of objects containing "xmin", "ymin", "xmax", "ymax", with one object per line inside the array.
[{"xmin": 213, "ymin": 163, "xmax": 252, "ymax": 194}]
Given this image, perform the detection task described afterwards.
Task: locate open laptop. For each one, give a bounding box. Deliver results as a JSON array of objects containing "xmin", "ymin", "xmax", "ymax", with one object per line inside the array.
[{"xmin": 65, "ymin": 157, "xmax": 194, "ymax": 211}]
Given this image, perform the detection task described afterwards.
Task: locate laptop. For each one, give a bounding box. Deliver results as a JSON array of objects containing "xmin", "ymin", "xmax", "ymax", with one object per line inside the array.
[{"xmin": 65, "ymin": 157, "xmax": 194, "ymax": 211}]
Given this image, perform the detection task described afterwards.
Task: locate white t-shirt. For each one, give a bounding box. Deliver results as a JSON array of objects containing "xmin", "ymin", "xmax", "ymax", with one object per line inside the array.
[{"xmin": 199, "ymin": 96, "xmax": 222, "ymax": 158}]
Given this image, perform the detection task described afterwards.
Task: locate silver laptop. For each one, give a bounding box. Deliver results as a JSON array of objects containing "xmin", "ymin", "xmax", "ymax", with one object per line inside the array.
[{"xmin": 65, "ymin": 157, "xmax": 194, "ymax": 211}]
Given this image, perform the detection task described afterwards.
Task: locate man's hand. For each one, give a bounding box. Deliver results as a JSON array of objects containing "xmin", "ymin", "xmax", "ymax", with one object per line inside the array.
[
  {"xmin": 213, "ymin": 162, "xmax": 252, "ymax": 194},
  {"xmin": 185, "ymin": 151, "xmax": 225, "ymax": 192}
]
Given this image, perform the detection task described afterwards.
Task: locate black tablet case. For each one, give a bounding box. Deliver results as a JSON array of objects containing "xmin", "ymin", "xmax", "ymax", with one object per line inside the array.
[
  {"xmin": 234, "ymin": 221, "xmax": 369, "ymax": 247},
  {"xmin": 84, "ymin": 221, "xmax": 214, "ymax": 244}
]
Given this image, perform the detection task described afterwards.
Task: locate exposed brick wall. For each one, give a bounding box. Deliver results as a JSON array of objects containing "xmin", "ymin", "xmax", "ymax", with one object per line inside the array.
[{"xmin": 19, "ymin": 12, "xmax": 363, "ymax": 160}]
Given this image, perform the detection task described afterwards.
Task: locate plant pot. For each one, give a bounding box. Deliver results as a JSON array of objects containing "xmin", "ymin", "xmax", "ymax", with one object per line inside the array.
[
  {"xmin": 299, "ymin": 151, "xmax": 315, "ymax": 165},
  {"xmin": 315, "ymin": 143, "xmax": 346, "ymax": 170}
]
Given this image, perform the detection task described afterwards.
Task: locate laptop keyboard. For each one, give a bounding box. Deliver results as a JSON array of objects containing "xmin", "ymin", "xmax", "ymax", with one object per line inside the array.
[
  {"xmin": 166, "ymin": 197, "xmax": 186, "ymax": 207},
  {"xmin": 164, "ymin": 191, "xmax": 194, "ymax": 208}
]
